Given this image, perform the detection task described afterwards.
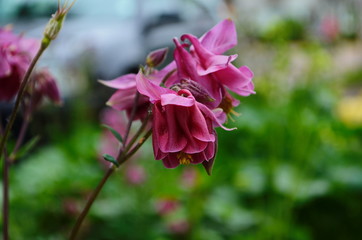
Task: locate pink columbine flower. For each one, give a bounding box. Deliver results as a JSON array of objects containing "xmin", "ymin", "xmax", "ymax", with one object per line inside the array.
[
  {"xmin": 136, "ymin": 71, "xmax": 229, "ymax": 169},
  {"xmin": 0, "ymin": 26, "xmax": 40, "ymax": 101}
]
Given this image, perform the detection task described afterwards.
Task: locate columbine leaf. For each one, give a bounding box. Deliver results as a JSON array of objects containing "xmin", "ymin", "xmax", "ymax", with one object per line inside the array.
[
  {"xmin": 103, "ymin": 154, "xmax": 119, "ymax": 167},
  {"xmin": 13, "ymin": 136, "xmax": 40, "ymax": 160},
  {"xmin": 101, "ymin": 124, "xmax": 123, "ymax": 143}
]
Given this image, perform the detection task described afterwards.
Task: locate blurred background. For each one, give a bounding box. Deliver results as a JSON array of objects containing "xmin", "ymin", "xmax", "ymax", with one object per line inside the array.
[{"xmin": 1, "ymin": 0, "xmax": 362, "ymax": 239}]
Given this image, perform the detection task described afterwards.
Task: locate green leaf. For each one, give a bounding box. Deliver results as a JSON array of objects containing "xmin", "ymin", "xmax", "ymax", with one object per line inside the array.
[
  {"xmin": 13, "ymin": 136, "xmax": 41, "ymax": 160},
  {"xmin": 101, "ymin": 124, "xmax": 123, "ymax": 143},
  {"xmin": 103, "ymin": 154, "xmax": 119, "ymax": 167}
]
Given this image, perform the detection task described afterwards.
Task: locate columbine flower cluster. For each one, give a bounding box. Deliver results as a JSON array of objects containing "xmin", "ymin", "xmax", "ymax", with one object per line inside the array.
[
  {"xmin": 101, "ymin": 19, "xmax": 255, "ymax": 174},
  {"xmin": 0, "ymin": 27, "xmax": 61, "ymax": 106}
]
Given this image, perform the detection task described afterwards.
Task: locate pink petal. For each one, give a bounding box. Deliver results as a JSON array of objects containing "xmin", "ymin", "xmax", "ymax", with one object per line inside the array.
[
  {"xmin": 213, "ymin": 65, "xmax": 255, "ymax": 96},
  {"xmin": 136, "ymin": 71, "xmax": 173, "ymax": 103},
  {"xmin": 106, "ymin": 88, "xmax": 138, "ymax": 110},
  {"xmin": 181, "ymin": 34, "xmax": 234, "ymax": 76},
  {"xmin": 173, "ymin": 38, "xmax": 201, "ymax": 81},
  {"xmin": 162, "ymin": 154, "xmax": 180, "ymax": 168},
  {"xmin": 156, "ymin": 61, "xmax": 178, "ymax": 87},
  {"xmin": 199, "ymin": 19, "xmax": 237, "ymax": 54},
  {"xmin": 197, "ymin": 102, "xmax": 236, "ymax": 131},
  {"xmin": 160, "ymin": 93, "xmax": 195, "ymax": 107},
  {"xmin": 0, "ymin": 50, "xmax": 11, "ymax": 76},
  {"xmin": 99, "ymin": 74, "xmax": 137, "ymax": 89},
  {"xmin": 159, "ymin": 105, "xmax": 187, "ymax": 153},
  {"xmin": 174, "ymin": 106, "xmax": 210, "ymax": 153}
]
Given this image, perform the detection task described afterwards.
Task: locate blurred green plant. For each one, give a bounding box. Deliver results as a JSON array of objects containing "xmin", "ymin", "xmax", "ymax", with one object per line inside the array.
[{"xmin": 3, "ymin": 25, "xmax": 362, "ymax": 240}]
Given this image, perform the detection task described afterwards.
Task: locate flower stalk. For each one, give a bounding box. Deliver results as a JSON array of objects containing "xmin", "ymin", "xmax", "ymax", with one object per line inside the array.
[
  {"xmin": 1, "ymin": 2, "xmax": 76, "ymax": 239},
  {"xmin": 69, "ymin": 92, "xmax": 151, "ymax": 240}
]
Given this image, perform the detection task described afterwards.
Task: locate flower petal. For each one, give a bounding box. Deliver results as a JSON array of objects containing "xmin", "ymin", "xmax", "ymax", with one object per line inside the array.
[
  {"xmin": 99, "ymin": 74, "xmax": 137, "ymax": 89},
  {"xmin": 181, "ymin": 34, "xmax": 235, "ymax": 76},
  {"xmin": 160, "ymin": 93, "xmax": 195, "ymax": 107},
  {"xmin": 213, "ymin": 65, "xmax": 255, "ymax": 96},
  {"xmin": 136, "ymin": 71, "xmax": 173, "ymax": 103},
  {"xmin": 162, "ymin": 154, "xmax": 180, "ymax": 168},
  {"xmin": 199, "ymin": 19, "xmax": 237, "ymax": 54}
]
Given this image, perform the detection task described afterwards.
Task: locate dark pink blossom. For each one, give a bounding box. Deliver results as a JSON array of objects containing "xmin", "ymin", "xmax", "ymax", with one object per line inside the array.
[
  {"xmin": 32, "ymin": 68, "xmax": 61, "ymax": 105},
  {"xmin": 136, "ymin": 72, "xmax": 229, "ymax": 169},
  {"xmin": 0, "ymin": 27, "xmax": 40, "ymax": 101}
]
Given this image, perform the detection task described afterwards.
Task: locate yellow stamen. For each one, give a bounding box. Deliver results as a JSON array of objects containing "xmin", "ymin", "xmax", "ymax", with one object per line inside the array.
[
  {"xmin": 218, "ymin": 96, "xmax": 241, "ymax": 122},
  {"xmin": 177, "ymin": 152, "xmax": 193, "ymax": 165}
]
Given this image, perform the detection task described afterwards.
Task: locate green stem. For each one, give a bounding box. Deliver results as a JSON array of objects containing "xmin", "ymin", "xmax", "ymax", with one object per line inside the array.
[
  {"xmin": 122, "ymin": 129, "xmax": 152, "ymax": 163},
  {"xmin": 122, "ymin": 92, "xmax": 140, "ymax": 146},
  {"xmin": 69, "ymin": 129, "xmax": 151, "ymax": 239},
  {"xmin": 0, "ymin": 44, "xmax": 47, "ymax": 160},
  {"xmin": 123, "ymin": 110, "xmax": 151, "ymax": 154},
  {"xmin": 69, "ymin": 167, "xmax": 114, "ymax": 240},
  {"xmin": 1, "ymin": 43, "xmax": 48, "ymax": 240},
  {"xmin": 160, "ymin": 68, "xmax": 176, "ymax": 87},
  {"xmin": 69, "ymin": 92, "xmax": 151, "ymax": 239}
]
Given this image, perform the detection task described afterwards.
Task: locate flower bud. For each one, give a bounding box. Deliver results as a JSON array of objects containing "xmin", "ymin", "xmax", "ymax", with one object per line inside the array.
[
  {"xmin": 146, "ymin": 47, "xmax": 168, "ymax": 68},
  {"xmin": 43, "ymin": 17, "xmax": 64, "ymax": 43},
  {"xmin": 172, "ymin": 79, "xmax": 214, "ymax": 104},
  {"xmin": 42, "ymin": 0, "xmax": 76, "ymax": 47}
]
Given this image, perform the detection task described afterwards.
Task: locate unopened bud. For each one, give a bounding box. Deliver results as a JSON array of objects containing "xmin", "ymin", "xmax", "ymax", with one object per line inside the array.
[
  {"xmin": 172, "ymin": 79, "xmax": 214, "ymax": 104},
  {"xmin": 42, "ymin": 0, "xmax": 76, "ymax": 47},
  {"xmin": 146, "ymin": 47, "xmax": 168, "ymax": 68},
  {"xmin": 43, "ymin": 17, "xmax": 64, "ymax": 43}
]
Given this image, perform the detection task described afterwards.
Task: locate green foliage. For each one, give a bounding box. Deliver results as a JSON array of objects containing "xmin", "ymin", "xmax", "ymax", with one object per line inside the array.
[
  {"xmin": 103, "ymin": 154, "xmax": 119, "ymax": 167},
  {"xmin": 3, "ymin": 28, "xmax": 362, "ymax": 240},
  {"xmin": 101, "ymin": 124, "xmax": 123, "ymax": 143},
  {"xmin": 260, "ymin": 18, "xmax": 306, "ymax": 43}
]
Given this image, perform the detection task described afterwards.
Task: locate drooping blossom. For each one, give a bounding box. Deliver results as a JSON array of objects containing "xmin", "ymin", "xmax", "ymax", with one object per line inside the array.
[
  {"xmin": 0, "ymin": 26, "xmax": 40, "ymax": 101},
  {"xmin": 136, "ymin": 71, "xmax": 229, "ymax": 169},
  {"xmin": 31, "ymin": 68, "xmax": 61, "ymax": 105},
  {"xmin": 100, "ymin": 19, "xmax": 254, "ymax": 174}
]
